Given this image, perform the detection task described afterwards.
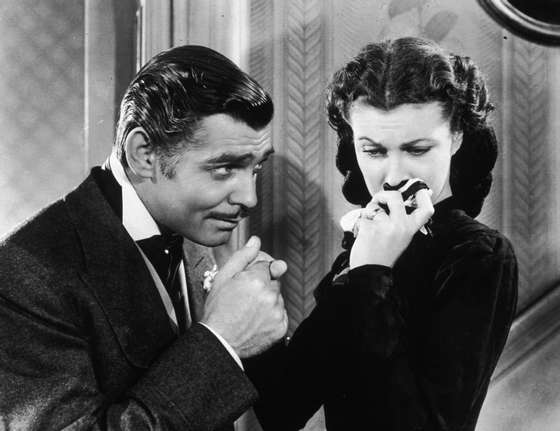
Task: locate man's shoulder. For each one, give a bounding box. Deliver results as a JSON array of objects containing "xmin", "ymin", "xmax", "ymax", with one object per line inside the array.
[
  {"xmin": 0, "ymin": 174, "xmax": 110, "ymax": 284},
  {"xmin": 2, "ymin": 175, "xmax": 96, "ymax": 251},
  {"xmin": 1, "ymin": 198, "xmax": 73, "ymax": 257},
  {"xmin": 0, "ymin": 173, "xmax": 123, "ymax": 326},
  {"xmin": 0, "ymin": 196, "xmax": 83, "ymax": 326}
]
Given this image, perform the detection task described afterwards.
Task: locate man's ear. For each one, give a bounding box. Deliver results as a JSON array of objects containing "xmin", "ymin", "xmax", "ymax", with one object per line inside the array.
[
  {"xmin": 124, "ymin": 127, "xmax": 156, "ymax": 179},
  {"xmin": 451, "ymin": 131, "xmax": 463, "ymax": 156}
]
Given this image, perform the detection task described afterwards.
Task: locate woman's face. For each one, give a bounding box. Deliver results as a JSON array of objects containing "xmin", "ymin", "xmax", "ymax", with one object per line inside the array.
[{"xmin": 348, "ymin": 99, "xmax": 462, "ymax": 204}]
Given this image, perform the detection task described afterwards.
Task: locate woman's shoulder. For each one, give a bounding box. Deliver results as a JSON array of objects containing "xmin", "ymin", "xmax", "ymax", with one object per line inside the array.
[{"xmin": 435, "ymin": 209, "xmax": 515, "ymax": 261}]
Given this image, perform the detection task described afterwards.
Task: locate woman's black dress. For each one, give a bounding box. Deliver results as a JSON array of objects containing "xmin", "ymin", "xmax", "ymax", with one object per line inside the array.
[{"xmin": 249, "ymin": 197, "xmax": 518, "ymax": 431}]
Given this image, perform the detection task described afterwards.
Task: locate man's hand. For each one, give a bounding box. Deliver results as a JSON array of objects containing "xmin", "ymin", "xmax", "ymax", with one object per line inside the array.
[
  {"xmin": 350, "ymin": 189, "xmax": 434, "ymax": 269},
  {"xmin": 201, "ymin": 236, "xmax": 288, "ymax": 358},
  {"xmin": 249, "ymin": 250, "xmax": 287, "ymax": 280}
]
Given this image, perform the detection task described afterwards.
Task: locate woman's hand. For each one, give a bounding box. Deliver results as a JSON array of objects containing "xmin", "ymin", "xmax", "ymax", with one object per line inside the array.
[{"xmin": 349, "ymin": 189, "xmax": 434, "ymax": 269}]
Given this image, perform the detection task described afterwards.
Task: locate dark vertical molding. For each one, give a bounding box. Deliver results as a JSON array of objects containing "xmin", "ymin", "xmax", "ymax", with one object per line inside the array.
[
  {"xmin": 248, "ymin": 0, "xmax": 274, "ymax": 253},
  {"xmin": 113, "ymin": 0, "xmax": 139, "ymax": 125},
  {"xmin": 85, "ymin": 0, "xmax": 139, "ymax": 169}
]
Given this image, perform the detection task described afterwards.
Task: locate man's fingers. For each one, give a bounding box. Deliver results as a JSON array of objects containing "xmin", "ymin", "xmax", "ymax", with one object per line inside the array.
[
  {"xmin": 269, "ymin": 260, "xmax": 288, "ymax": 280},
  {"xmin": 244, "ymin": 260, "xmax": 272, "ymax": 280},
  {"xmin": 250, "ymin": 250, "xmax": 273, "ymax": 265},
  {"xmin": 217, "ymin": 236, "xmax": 261, "ymax": 280},
  {"xmin": 248, "ymin": 251, "xmax": 287, "ymax": 280}
]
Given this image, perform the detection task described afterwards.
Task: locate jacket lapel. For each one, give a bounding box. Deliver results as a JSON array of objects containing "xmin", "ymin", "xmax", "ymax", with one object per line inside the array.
[
  {"xmin": 183, "ymin": 238, "xmax": 214, "ymax": 323},
  {"xmin": 64, "ymin": 174, "xmax": 176, "ymax": 368}
]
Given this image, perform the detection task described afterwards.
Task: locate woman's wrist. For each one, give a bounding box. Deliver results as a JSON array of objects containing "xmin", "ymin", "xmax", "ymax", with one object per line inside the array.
[{"xmin": 348, "ymin": 264, "xmax": 393, "ymax": 299}]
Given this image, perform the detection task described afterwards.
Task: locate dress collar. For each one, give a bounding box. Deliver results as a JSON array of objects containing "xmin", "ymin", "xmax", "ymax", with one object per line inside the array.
[{"xmin": 432, "ymin": 195, "xmax": 461, "ymax": 222}]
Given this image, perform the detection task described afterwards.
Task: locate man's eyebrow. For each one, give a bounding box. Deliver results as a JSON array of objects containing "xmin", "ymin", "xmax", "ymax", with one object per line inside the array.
[
  {"xmin": 205, "ymin": 148, "xmax": 275, "ymax": 164},
  {"xmin": 261, "ymin": 148, "xmax": 275, "ymax": 160},
  {"xmin": 205, "ymin": 153, "xmax": 254, "ymax": 164}
]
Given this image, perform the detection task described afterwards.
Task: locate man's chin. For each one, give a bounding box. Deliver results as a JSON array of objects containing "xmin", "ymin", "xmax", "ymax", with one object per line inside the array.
[{"xmin": 187, "ymin": 228, "xmax": 234, "ymax": 248}]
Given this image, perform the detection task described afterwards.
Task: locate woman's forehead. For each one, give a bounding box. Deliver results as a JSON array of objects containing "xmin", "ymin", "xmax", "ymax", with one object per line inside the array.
[
  {"xmin": 349, "ymin": 98, "xmax": 445, "ymax": 118},
  {"xmin": 349, "ymin": 101, "xmax": 453, "ymax": 144}
]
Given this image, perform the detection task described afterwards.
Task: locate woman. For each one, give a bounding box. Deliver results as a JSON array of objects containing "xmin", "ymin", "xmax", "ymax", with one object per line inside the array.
[{"xmin": 252, "ymin": 37, "xmax": 518, "ymax": 431}]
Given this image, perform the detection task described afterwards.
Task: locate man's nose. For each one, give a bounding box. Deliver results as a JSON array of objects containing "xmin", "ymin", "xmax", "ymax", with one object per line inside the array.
[{"xmin": 230, "ymin": 174, "xmax": 258, "ymax": 209}]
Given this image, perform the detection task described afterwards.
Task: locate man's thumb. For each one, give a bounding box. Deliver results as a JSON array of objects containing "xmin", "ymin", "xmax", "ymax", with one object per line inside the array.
[{"xmin": 218, "ymin": 236, "xmax": 261, "ymax": 280}]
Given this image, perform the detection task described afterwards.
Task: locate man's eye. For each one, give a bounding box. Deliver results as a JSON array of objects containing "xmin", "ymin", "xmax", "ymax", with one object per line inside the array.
[
  {"xmin": 212, "ymin": 166, "xmax": 233, "ymax": 178},
  {"xmin": 253, "ymin": 163, "xmax": 263, "ymax": 175}
]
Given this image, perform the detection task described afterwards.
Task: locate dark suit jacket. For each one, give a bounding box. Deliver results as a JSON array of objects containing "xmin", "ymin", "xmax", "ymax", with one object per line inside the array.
[{"xmin": 0, "ymin": 173, "xmax": 257, "ymax": 430}]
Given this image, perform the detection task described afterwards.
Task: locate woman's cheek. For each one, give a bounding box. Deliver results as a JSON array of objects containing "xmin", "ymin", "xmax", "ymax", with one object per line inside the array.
[{"xmin": 361, "ymin": 166, "xmax": 384, "ymax": 195}]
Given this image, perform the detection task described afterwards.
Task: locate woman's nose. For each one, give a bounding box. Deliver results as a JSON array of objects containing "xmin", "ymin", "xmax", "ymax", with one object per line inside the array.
[
  {"xmin": 383, "ymin": 179, "xmax": 408, "ymax": 191},
  {"xmin": 383, "ymin": 157, "xmax": 408, "ymax": 190}
]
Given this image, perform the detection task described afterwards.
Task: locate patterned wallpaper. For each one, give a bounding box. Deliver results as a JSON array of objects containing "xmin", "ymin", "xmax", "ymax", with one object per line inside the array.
[{"xmin": 0, "ymin": 0, "xmax": 85, "ymax": 236}]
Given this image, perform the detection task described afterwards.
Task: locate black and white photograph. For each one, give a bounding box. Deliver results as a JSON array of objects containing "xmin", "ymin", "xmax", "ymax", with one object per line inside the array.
[{"xmin": 1, "ymin": 1, "xmax": 560, "ymax": 430}]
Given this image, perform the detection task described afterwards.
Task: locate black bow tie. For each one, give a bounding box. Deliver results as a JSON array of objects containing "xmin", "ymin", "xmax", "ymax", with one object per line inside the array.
[
  {"xmin": 136, "ymin": 234, "xmax": 187, "ymax": 332},
  {"xmin": 136, "ymin": 234, "xmax": 184, "ymax": 285}
]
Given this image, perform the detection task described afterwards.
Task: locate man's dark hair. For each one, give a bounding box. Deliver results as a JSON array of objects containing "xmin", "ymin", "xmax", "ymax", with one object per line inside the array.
[
  {"xmin": 115, "ymin": 45, "xmax": 274, "ymax": 177},
  {"xmin": 326, "ymin": 37, "xmax": 496, "ymax": 217}
]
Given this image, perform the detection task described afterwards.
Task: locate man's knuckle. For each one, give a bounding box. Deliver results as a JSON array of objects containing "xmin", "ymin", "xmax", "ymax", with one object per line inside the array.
[
  {"xmin": 249, "ymin": 277, "xmax": 264, "ymax": 289},
  {"xmin": 267, "ymin": 289, "xmax": 279, "ymax": 304}
]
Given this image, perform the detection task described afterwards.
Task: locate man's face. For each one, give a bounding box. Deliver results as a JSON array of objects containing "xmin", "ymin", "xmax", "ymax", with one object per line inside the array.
[{"xmin": 145, "ymin": 114, "xmax": 273, "ymax": 246}]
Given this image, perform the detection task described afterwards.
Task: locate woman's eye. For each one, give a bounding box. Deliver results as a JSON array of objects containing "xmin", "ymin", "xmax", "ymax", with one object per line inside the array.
[
  {"xmin": 363, "ymin": 148, "xmax": 386, "ymax": 157},
  {"xmin": 407, "ymin": 147, "xmax": 430, "ymax": 156}
]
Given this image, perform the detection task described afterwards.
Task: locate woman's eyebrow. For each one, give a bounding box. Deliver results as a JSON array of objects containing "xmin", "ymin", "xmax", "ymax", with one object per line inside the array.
[
  {"xmin": 357, "ymin": 137, "xmax": 382, "ymax": 145},
  {"xmin": 400, "ymin": 138, "xmax": 434, "ymax": 148}
]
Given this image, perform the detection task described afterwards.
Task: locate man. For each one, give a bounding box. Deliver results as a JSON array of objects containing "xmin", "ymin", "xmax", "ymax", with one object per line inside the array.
[{"xmin": 0, "ymin": 45, "xmax": 287, "ymax": 430}]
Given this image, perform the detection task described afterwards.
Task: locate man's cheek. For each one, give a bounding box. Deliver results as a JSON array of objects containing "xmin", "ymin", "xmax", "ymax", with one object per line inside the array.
[{"xmin": 200, "ymin": 186, "xmax": 229, "ymax": 207}]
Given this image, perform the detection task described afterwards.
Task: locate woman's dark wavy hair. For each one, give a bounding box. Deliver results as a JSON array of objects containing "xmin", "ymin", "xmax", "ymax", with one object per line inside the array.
[
  {"xmin": 326, "ymin": 37, "xmax": 497, "ymax": 217},
  {"xmin": 115, "ymin": 45, "xmax": 273, "ymax": 177}
]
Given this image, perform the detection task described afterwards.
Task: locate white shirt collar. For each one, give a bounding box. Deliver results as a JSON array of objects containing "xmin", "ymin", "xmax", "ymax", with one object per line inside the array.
[{"xmin": 108, "ymin": 152, "xmax": 161, "ymax": 241}]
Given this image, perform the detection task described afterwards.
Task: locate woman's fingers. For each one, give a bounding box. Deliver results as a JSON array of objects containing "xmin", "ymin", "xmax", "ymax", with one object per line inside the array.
[
  {"xmin": 411, "ymin": 189, "xmax": 435, "ymax": 228},
  {"xmin": 350, "ymin": 185, "xmax": 434, "ymax": 268},
  {"xmin": 370, "ymin": 190, "xmax": 407, "ymax": 220},
  {"xmin": 368, "ymin": 186, "xmax": 433, "ymax": 232},
  {"xmin": 364, "ymin": 185, "xmax": 433, "ymax": 233}
]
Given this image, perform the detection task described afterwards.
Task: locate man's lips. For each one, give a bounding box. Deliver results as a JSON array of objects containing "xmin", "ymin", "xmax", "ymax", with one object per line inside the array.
[{"xmin": 209, "ymin": 213, "xmax": 244, "ymax": 224}]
